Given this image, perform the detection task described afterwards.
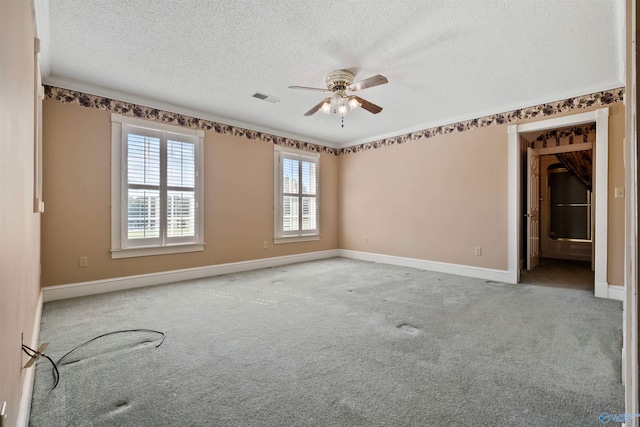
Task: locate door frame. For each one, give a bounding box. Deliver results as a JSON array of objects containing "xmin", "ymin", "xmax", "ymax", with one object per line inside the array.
[{"xmin": 507, "ymin": 107, "xmax": 610, "ymax": 298}]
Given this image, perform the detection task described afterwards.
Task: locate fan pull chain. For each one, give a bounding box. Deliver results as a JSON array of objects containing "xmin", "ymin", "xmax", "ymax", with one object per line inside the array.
[{"xmin": 341, "ymin": 116, "xmax": 344, "ymax": 128}]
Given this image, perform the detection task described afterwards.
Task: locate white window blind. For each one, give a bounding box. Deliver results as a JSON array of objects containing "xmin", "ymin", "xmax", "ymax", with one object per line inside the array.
[
  {"xmin": 274, "ymin": 146, "xmax": 319, "ymax": 243},
  {"xmin": 126, "ymin": 131, "xmax": 161, "ymax": 243},
  {"xmin": 111, "ymin": 114, "xmax": 204, "ymax": 258},
  {"xmin": 166, "ymin": 139, "xmax": 196, "ymax": 238}
]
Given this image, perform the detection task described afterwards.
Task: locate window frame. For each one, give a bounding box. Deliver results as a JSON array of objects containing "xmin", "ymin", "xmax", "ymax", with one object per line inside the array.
[
  {"xmin": 110, "ymin": 114, "xmax": 205, "ymax": 259},
  {"xmin": 273, "ymin": 145, "xmax": 320, "ymax": 244}
]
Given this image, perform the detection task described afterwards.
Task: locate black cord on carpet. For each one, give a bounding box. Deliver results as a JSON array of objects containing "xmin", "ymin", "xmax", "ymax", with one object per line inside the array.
[
  {"xmin": 26, "ymin": 329, "xmax": 165, "ymax": 390},
  {"xmin": 22, "ymin": 344, "xmax": 60, "ymax": 389},
  {"xmin": 56, "ymin": 329, "xmax": 165, "ymax": 366}
]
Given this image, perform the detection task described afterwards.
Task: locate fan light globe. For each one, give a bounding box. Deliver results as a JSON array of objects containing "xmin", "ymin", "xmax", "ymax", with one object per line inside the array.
[
  {"xmin": 331, "ymin": 93, "xmax": 341, "ymax": 107},
  {"xmin": 348, "ymin": 97, "xmax": 361, "ymax": 111}
]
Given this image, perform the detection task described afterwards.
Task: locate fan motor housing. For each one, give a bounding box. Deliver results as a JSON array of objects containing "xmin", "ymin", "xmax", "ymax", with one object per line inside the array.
[{"xmin": 326, "ymin": 70, "xmax": 354, "ymax": 92}]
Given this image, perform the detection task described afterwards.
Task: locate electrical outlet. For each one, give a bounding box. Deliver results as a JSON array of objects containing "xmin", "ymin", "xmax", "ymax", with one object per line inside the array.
[
  {"xmin": 364, "ymin": 237, "xmax": 368, "ymax": 244},
  {"xmin": 263, "ymin": 241, "xmax": 268, "ymax": 249},
  {"xmin": 475, "ymin": 247, "xmax": 482, "ymax": 256},
  {"xmin": 79, "ymin": 256, "xmax": 88, "ymax": 268}
]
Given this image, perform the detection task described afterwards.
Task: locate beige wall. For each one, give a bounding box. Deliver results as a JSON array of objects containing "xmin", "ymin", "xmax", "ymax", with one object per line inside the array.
[
  {"xmin": 339, "ymin": 125, "xmax": 509, "ymax": 270},
  {"xmin": 606, "ymin": 103, "xmax": 626, "ymax": 286},
  {"xmin": 339, "ymin": 102, "xmax": 626, "ymax": 286},
  {"xmin": 0, "ymin": 0, "xmax": 41, "ymax": 425},
  {"xmin": 42, "ymin": 98, "xmax": 626, "ymax": 287},
  {"xmin": 41, "ymin": 101, "xmax": 339, "ymax": 286}
]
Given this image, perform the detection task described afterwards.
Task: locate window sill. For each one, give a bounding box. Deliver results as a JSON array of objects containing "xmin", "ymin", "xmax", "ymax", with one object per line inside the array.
[
  {"xmin": 274, "ymin": 235, "xmax": 320, "ymax": 245},
  {"xmin": 111, "ymin": 243, "xmax": 205, "ymax": 259}
]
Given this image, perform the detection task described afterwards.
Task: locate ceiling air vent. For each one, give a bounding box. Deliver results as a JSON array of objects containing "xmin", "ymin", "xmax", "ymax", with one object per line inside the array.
[{"xmin": 252, "ymin": 92, "xmax": 280, "ymax": 104}]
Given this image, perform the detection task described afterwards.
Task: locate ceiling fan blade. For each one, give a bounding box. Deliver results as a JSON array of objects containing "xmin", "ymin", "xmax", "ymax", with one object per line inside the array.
[
  {"xmin": 352, "ymin": 96, "xmax": 383, "ymax": 114},
  {"xmin": 304, "ymin": 99, "xmax": 328, "ymax": 116},
  {"xmin": 349, "ymin": 74, "xmax": 388, "ymax": 92},
  {"xmin": 288, "ymin": 85, "xmax": 330, "ymax": 92}
]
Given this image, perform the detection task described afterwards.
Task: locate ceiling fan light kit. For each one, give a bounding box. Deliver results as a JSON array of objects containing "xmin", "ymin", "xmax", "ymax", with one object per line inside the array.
[
  {"xmin": 289, "ymin": 69, "xmax": 388, "ymax": 127},
  {"xmin": 321, "ymin": 93, "xmax": 361, "ymax": 116}
]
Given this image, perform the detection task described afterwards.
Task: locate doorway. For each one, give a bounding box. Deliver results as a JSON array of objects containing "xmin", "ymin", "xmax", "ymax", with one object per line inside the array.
[
  {"xmin": 506, "ymin": 107, "xmax": 611, "ymax": 299},
  {"xmin": 520, "ymin": 124, "xmax": 595, "ymax": 291}
]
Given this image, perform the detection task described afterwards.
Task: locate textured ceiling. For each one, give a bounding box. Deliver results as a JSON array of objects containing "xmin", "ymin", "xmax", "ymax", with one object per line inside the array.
[{"xmin": 38, "ymin": 0, "xmax": 624, "ymax": 147}]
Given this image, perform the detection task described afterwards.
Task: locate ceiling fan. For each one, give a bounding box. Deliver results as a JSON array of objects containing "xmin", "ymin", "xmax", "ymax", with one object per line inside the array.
[{"xmin": 289, "ymin": 70, "xmax": 388, "ymax": 117}]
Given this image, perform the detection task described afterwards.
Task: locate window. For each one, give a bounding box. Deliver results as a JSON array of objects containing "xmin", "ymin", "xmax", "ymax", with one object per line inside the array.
[
  {"xmin": 547, "ymin": 163, "xmax": 591, "ymax": 241},
  {"xmin": 111, "ymin": 114, "xmax": 204, "ymax": 258},
  {"xmin": 274, "ymin": 146, "xmax": 319, "ymax": 243}
]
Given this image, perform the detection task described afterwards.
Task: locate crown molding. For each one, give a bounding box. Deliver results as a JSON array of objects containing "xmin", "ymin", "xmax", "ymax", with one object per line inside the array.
[
  {"xmin": 338, "ymin": 79, "xmax": 625, "ymax": 149},
  {"xmin": 43, "ymin": 76, "xmax": 340, "ymax": 149},
  {"xmin": 45, "ymin": 76, "xmax": 623, "ymax": 157}
]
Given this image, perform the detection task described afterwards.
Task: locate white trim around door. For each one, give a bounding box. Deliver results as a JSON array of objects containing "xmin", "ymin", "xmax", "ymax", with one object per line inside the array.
[{"xmin": 507, "ymin": 107, "xmax": 611, "ymax": 299}]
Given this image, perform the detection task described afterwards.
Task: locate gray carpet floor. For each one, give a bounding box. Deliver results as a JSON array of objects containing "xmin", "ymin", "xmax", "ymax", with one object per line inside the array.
[
  {"xmin": 29, "ymin": 258, "xmax": 624, "ymax": 426},
  {"xmin": 520, "ymin": 257, "xmax": 595, "ymax": 292}
]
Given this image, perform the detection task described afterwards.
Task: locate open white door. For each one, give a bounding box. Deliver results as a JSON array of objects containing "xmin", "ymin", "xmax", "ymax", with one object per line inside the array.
[{"xmin": 527, "ymin": 147, "xmax": 540, "ymax": 270}]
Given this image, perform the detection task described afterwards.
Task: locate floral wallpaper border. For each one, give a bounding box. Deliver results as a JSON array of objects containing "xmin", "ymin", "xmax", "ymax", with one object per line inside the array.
[
  {"xmin": 339, "ymin": 88, "xmax": 623, "ymax": 155},
  {"xmin": 44, "ymin": 86, "xmax": 338, "ymax": 155},
  {"xmin": 45, "ymin": 85, "xmax": 623, "ymax": 156},
  {"xmin": 528, "ymin": 123, "xmax": 596, "ymax": 149}
]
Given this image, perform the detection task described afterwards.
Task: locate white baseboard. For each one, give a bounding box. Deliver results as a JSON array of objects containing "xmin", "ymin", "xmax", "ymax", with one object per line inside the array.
[
  {"xmin": 608, "ymin": 284, "xmax": 624, "ymax": 301},
  {"xmin": 338, "ymin": 249, "xmax": 512, "ymax": 283},
  {"xmin": 42, "ymin": 248, "xmax": 624, "ymax": 303},
  {"xmin": 17, "ymin": 290, "xmax": 43, "ymax": 427},
  {"xmin": 43, "ymin": 250, "xmax": 340, "ymax": 302}
]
